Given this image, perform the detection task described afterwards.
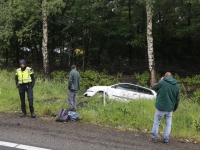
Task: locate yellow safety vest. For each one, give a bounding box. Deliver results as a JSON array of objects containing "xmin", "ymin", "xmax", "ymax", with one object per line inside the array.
[{"xmin": 16, "ymin": 67, "xmax": 34, "ymax": 84}]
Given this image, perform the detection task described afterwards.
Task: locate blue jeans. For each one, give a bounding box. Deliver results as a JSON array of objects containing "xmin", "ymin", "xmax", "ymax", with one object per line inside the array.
[{"xmin": 151, "ymin": 109, "xmax": 173, "ymax": 142}]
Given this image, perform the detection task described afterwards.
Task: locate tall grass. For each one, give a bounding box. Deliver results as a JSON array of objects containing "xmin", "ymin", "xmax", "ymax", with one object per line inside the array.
[
  {"xmin": 0, "ymin": 70, "xmax": 68, "ymax": 115},
  {"xmin": 79, "ymin": 96, "xmax": 200, "ymax": 140}
]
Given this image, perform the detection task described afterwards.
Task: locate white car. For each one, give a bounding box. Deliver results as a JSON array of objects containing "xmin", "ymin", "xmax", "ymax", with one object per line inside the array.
[{"xmin": 84, "ymin": 83, "xmax": 156, "ymax": 102}]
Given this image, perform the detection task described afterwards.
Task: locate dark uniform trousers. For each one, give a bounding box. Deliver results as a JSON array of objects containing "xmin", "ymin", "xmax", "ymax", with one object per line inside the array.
[{"xmin": 18, "ymin": 84, "xmax": 34, "ymax": 114}]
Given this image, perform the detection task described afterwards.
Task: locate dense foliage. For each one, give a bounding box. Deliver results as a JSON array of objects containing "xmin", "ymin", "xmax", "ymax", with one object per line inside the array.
[{"xmin": 0, "ymin": 0, "xmax": 200, "ymax": 75}]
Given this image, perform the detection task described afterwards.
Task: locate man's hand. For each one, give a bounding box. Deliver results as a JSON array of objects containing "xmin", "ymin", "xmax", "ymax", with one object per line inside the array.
[
  {"xmin": 16, "ymin": 84, "xmax": 20, "ymax": 89},
  {"xmin": 28, "ymin": 83, "xmax": 34, "ymax": 88},
  {"xmin": 160, "ymin": 77, "xmax": 164, "ymax": 80}
]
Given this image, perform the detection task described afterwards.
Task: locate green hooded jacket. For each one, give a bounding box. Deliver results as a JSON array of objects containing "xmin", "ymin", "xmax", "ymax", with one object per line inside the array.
[
  {"xmin": 152, "ymin": 77, "xmax": 180, "ymax": 112},
  {"xmin": 68, "ymin": 69, "xmax": 80, "ymax": 91}
]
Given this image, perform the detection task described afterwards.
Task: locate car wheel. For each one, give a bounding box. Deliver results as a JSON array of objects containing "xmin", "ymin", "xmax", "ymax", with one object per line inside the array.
[
  {"xmin": 95, "ymin": 91, "xmax": 108, "ymax": 97},
  {"xmin": 95, "ymin": 91, "xmax": 103, "ymax": 97}
]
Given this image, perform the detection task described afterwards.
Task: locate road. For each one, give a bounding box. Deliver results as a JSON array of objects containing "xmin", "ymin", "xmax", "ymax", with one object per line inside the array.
[
  {"xmin": 0, "ymin": 146, "xmax": 16, "ymax": 150},
  {"xmin": 0, "ymin": 146, "xmax": 17, "ymax": 150},
  {"xmin": 0, "ymin": 113, "xmax": 199, "ymax": 150}
]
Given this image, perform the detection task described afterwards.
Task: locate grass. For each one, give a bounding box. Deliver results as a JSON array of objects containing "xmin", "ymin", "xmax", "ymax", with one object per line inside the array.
[
  {"xmin": 0, "ymin": 70, "xmax": 69, "ymax": 116},
  {"xmin": 1, "ymin": 69, "xmax": 200, "ymax": 141},
  {"xmin": 78, "ymin": 96, "xmax": 200, "ymax": 140}
]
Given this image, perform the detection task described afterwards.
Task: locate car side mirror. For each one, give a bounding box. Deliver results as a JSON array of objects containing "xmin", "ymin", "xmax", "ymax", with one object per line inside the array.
[{"xmin": 112, "ymin": 85, "xmax": 117, "ymax": 88}]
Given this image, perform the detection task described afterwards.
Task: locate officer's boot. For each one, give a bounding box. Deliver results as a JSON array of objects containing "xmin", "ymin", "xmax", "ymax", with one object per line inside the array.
[
  {"xmin": 20, "ymin": 112, "xmax": 26, "ymax": 117},
  {"xmin": 28, "ymin": 98, "xmax": 36, "ymax": 118},
  {"xmin": 31, "ymin": 112, "xmax": 36, "ymax": 118}
]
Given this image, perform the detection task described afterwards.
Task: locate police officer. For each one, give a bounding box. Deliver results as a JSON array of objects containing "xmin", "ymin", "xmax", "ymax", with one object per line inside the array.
[{"xmin": 15, "ymin": 59, "xmax": 36, "ymax": 118}]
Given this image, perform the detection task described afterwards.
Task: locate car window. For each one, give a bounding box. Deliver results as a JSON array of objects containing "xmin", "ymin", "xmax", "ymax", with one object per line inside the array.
[
  {"xmin": 130, "ymin": 85, "xmax": 137, "ymax": 92},
  {"xmin": 115, "ymin": 84, "xmax": 127, "ymax": 90},
  {"xmin": 111, "ymin": 85, "xmax": 117, "ymax": 88},
  {"xmin": 137, "ymin": 87, "xmax": 153, "ymax": 95},
  {"xmin": 115, "ymin": 84, "xmax": 137, "ymax": 92}
]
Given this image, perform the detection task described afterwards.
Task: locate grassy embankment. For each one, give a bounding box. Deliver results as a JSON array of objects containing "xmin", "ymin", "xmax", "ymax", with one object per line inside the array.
[{"xmin": 0, "ymin": 69, "xmax": 200, "ymax": 141}]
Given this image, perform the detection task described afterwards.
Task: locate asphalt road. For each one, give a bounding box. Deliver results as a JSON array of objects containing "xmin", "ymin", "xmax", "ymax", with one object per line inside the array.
[
  {"xmin": 0, "ymin": 146, "xmax": 17, "ymax": 150},
  {"xmin": 0, "ymin": 113, "xmax": 199, "ymax": 150}
]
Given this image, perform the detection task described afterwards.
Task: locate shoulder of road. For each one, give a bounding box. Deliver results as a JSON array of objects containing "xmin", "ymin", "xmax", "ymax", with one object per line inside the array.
[{"xmin": 0, "ymin": 113, "xmax": 199, "ymax": 150}]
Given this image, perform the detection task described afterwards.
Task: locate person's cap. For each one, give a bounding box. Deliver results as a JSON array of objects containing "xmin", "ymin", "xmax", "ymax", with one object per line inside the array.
[
  {"xmin": 20, "ymin": 59, "xmax": 26, "ymax": 65},
  {"xmin": 71, "ymin": 65, "xmax": 76, "ymax": 69}
]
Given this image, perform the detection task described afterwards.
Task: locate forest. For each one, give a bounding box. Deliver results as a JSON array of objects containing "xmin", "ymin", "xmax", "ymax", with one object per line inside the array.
[{"xmin": 0, "ymin": 0, "xmax": 200, "ymax": 79}]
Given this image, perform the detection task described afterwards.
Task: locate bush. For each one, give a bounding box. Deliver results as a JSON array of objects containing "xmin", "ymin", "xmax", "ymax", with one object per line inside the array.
[
  {"xmin": 48, "ymin": 70, "xmax": 120, "ymax": 91},
  {"xmin": 191, "ymin": 89, "xmax": 200, "ymax": 104},
  {"xmin": 179, "ymin": 75, "xmax": 200, "ymax": 92},
  {"xmin": 134, "ymin": 71, "xmax": 150, "ymax": 87},
  {"xmin": 79, "ymin": 70, "xmax": 119, "ymax": 90},
  {"xmin": 51, "ymin": 71, "xmax": 67, "ymax": 81}
]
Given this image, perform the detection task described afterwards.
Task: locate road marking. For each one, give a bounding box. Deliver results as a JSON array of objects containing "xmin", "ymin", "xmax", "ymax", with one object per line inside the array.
[{"xmin": 0, "ymin": 141, "xmax": 51, "ymax": 150}]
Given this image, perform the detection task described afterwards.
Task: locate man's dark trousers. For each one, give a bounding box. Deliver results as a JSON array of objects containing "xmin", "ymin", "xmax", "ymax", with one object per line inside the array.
[{"xmin": 18, "ymin": 84, "xmax": 34, "ymax": 114}]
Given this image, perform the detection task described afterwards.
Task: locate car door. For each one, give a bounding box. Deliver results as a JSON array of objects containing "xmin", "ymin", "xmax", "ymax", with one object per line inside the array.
[
  {"xmin": 109, "ymin": 84, "xmax": 128, "ymax": 100},
  {"xmin": 136, "ymin": 86, "xmax": 155, "ymax": 99},
  {"xmin": 126, "ymin": 84, "xmax": 140, "ymax": 100},
  {"xmin": 143, "ymin": 88, "xmax": 156, "ymax": 99},
  {"xmin": 109, "ymin": 84, "xmax": 139, "ymax": 101}
]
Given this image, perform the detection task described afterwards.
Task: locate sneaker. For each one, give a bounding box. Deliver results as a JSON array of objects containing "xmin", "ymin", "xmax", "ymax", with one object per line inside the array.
[
  {"xmin": 149, "ymin": 138, "xmax": 157, "ymax": 143},
  {"xmin": 20, "ymin": 113, "xmax": 26, "ymax": 117},
  {"xmin": 31, "ymin": 113, "xmax": 36, "ymax": 118},
  {"xmin": 163, "ymin": 140, "xmax": 169, "ymax": 144}
]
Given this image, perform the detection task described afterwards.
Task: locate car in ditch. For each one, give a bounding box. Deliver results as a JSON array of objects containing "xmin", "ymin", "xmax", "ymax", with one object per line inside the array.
[{"xmin": 84, "ymin": 83, "xmax": 156, "ymax": 102}]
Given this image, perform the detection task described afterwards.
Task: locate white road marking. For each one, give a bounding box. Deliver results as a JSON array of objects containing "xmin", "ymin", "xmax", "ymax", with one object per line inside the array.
[{"xmin": 0, "ymin": 141, "xmax": 51, "ymax": 150}]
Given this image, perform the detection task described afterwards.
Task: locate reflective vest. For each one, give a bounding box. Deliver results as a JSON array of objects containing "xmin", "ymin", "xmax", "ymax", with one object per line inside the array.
[{"xmin": 16, "ymin": 67, "xmax": 34, "ymax": 84}]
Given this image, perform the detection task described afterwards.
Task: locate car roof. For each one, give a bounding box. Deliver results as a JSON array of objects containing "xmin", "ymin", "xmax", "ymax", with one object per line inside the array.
[{"xmin": 112, "ymin": 83, "xmax": 153, "ymax": 91}]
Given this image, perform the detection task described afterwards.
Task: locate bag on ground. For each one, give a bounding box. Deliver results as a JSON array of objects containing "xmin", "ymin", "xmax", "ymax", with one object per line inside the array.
[
  {"xmin": 56, "ymin": 108, "xmax": 68, "ymax": 122},
  {"xmin": 68, "ymin": 111, "xmax": 80, "ymax": 121}
]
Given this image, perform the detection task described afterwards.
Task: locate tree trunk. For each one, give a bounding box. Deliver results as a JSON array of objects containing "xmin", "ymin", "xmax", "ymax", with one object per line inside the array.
[
  {"xmin": 128, "ymin": 0, "xmax": 133, "ymax": 65},
  {"xmin": 146, "ymin": 2, "xmax": 156, "ymax": 86},
  {"xmin": 187, "ymin": 2, "xmax": 195, "ymax": 62},
  {"xmin": 68, "ymin": 55, "xmax": 71, "ymax": 67},
  {"xmin": 5, "ymin": 49, "xmax": 8, "ymax": 66},
  {"xmin": 82, "ymin": 37, "xmax": 85, "ymax": 70},
  {"xmin": 42, "ymin": 0, "xmax": 50, "ymax": 78}
]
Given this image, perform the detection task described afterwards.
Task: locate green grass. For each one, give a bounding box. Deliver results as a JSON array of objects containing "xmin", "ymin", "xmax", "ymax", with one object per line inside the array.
[
  {"xmin": 78, "ymin": 96, "xmax": 200, "ymax": 140},
  {"xmin": 1, "ymin": 69, "xmax": 200, "ymax": 140},
  {"xmin": 0, "ymin": 70, "xmax": 69, "ymax": 116}
]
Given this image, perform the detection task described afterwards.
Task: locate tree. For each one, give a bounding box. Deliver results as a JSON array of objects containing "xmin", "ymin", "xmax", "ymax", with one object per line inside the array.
[
  {"xmin": 0, "ymin": 0, "xmax": 65, "ymax": 75},
  {"xmin": 42, "ymin": 0, "xmax": 49, "ymax": 77},
  {"xmin": 146, "ymin": 1, "xmax": 156, "ymax": 85},
  {"xmin": 1, "ymin": 0, "xmax": 200, "ymax": 76},
  {"xmin": 41, "ymin": 0, "xmax": 65, "ymax": 76}
]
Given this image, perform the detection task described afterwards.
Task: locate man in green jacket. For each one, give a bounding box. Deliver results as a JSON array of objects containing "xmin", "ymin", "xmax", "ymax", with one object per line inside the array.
[
  {"xmin": 150, "ymin": 72, "xmax": 180, "ymax": 143},
  {"xmin": 67, "ymin": 65, "xmax": 80, "ymax": 112}
]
